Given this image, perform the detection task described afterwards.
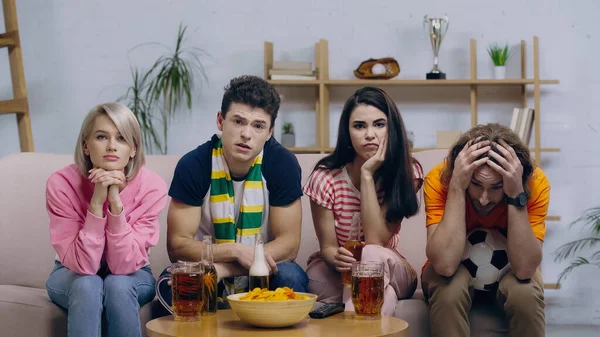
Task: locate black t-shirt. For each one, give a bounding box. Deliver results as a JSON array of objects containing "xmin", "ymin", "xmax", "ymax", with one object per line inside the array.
[{"xmin": 169, "ymin": 136, "xmax": 303, "ymax": 209}]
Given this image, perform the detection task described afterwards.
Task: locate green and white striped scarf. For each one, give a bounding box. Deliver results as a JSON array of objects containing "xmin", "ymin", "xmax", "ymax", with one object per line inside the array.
[{"xmin": 209, "ymin": 135, "xmax": 264, "ymax": 295}]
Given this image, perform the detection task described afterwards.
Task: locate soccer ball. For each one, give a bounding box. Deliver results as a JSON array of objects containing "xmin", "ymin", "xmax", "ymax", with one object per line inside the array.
[{"xmin": 461, "ymin": 227, "xmax": 511, "ymax": 291}]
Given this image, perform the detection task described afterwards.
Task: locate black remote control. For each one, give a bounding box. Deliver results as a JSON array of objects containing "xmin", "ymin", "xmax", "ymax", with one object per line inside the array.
[{"xmin": 309, "ymin": 303, "xmax": 345, "ymax": 319}]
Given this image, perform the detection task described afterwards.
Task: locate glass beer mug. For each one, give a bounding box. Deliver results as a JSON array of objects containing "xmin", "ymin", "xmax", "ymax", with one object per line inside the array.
[
  {"xmin": 351, "ymin": 261, "xmax": 385, "ymax": 320},
  {"xmin": 156, "ymin": 261, "xmax": 204, "ymax": 322}
]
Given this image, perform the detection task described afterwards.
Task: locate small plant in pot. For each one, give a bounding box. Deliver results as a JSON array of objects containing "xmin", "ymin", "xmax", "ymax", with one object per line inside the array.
[
  {"xmin": 281, "ymin": 122, "xmax": 295, "ymax": 147},
  {"xmin": 487, "ymin": 43, "xmax": 511, "ymax": 79}
]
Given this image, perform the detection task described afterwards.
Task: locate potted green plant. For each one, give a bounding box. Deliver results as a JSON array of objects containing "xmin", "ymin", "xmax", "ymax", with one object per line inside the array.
[
  {"xmin": 487, "ymin": 43, "xmax": 511, "ymax": 79},
  {"xmin": 120, "ymin": 67, "xmax": 164, "ymax": 154},
  {"xmin": 119, "ymin": 23, "xmax": 208, "ymax": 154},
  {"xmin": 281, "ymin": 122, "xmax": 295, "ymax": 147},
  {"xmin": 553, "ymin": 206, "xmax": 600, "ymax": 285}
]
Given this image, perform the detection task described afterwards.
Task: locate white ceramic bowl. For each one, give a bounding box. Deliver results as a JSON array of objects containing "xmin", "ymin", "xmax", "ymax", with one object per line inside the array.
[{"xmin": 227, "ymin": 292, "xmax": 317, "ymax": 328}]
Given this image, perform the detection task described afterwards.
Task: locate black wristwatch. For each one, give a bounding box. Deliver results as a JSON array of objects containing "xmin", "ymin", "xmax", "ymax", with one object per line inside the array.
[{"xmin": 506, "ymin": 192, "xmax": 528, "ymax": 208}]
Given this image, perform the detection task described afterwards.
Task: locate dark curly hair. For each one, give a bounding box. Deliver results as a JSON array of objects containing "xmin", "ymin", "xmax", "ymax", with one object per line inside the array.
[
  {"xmin": 220, "ymin": 75, "xmax": 281, "ymax": 129},
  {"xmin": 441, "ymin": 123, "xmax": 535, "ymax": 196}
]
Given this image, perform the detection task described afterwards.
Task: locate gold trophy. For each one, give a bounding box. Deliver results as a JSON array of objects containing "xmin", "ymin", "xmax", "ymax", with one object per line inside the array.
[{"xmin": 423, "ymin": 15, "xmax": 449, "ymax": 79}]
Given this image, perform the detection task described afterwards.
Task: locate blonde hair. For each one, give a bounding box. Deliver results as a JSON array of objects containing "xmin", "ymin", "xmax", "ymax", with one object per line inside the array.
[{"xmin": 74, "ymin": 102, "xmax": 145, "ymax": 180}]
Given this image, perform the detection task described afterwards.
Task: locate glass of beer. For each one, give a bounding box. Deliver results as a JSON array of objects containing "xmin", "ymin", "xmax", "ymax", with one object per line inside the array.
[
  {"xmin": 341, "ymin": 213, "xmax": 363, "ymax": 285},
  {"xmin": 351, "ymin": 261, "xmax": 384, "ymax": 320},
  {"xmin": 156, "ymin": 261, "xmax": 204, "ymax": 322}
]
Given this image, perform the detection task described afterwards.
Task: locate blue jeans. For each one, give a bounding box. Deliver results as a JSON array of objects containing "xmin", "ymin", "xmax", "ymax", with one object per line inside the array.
[
  {"xmin": 46, "ymin": 261, "xmax": 156, "ymax": 337},
  {"xmin": 156, "ymin": 262, "xmax": 308, "ymax": 316}
]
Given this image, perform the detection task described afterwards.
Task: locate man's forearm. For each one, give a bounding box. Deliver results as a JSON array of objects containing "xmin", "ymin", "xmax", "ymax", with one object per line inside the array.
[
  {"xmin": 427, "ymin": 186, "xmax": 468, "ymax": 276},
  {"xmin": 507, "ymin": 206, "xmax": 542, "ymax": 280},
  {"xmin": 168, "ymin": 236, "xmax": 238, "ymax": 263},
  {"xmin": 265, "ymin": 234, "xmax": 299, "ymax": 262}
]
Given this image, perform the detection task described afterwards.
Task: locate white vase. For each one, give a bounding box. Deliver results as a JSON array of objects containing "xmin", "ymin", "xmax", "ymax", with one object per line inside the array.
[
  {"xmin": 494, "ymin": 66, "xmax": 506, "ymax": 80},
  {"xmin": 281, "ymin": 133, "xmax": 295, "ymax": 147}
]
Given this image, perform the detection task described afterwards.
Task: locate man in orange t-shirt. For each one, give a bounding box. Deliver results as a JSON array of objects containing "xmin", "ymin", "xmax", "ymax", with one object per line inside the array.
[{"xmin": 422, "ymin": 123, "xmax": 549, "ymax": 337}]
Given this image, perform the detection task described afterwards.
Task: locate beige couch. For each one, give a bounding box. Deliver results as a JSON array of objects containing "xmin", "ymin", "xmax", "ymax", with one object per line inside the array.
[{"xmin": 0, "ymin": 150, "xmax": 507, "ymax": 337}]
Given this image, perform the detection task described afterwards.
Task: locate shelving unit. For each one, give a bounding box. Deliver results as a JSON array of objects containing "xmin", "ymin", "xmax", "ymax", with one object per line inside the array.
[
  {"xmin": 264, "ymin": 37, "xmax": 559, "ymax": 165},
  {"xmin": 264, "ymin": 38, "xmax": 559, "ymax": 212},
  {"xmin": 265, "ymin": 37, "xmax": 562, "ymax": 288}
]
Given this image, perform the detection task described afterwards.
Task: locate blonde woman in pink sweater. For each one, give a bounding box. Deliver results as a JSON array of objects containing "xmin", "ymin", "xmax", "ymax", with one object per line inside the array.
[{"xmin": 45, "ymin": 102, "xmax": 168, "ymax": 337}]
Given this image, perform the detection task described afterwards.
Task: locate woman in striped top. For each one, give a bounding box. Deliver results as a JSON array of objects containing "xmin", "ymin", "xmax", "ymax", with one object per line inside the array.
[{"xmin": 303, "ymin": 87, "xmax": 423, "ymax": 316}]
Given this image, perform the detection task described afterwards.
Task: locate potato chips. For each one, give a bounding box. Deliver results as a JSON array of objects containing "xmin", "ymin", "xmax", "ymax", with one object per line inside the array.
[{"xmin": 239, "ymin": 287, "xmax": 309, "ymax": 301}]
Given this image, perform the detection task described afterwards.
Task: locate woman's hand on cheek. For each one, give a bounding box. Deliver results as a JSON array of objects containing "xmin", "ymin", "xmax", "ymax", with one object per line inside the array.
[{"xmin": 361, "ymin": 136, "xmax": 387, "ymax": 178}]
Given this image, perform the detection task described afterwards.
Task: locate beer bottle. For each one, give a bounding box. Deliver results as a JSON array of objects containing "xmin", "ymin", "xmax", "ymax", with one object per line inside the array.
[
  {"xmin": 248, "ymin": 233, "xmax": 270, "ymax": 290},
  {"xmin": 201, "ymin": 235, "xmax": 218, "ymax": 315},
  {"xmin": 341, "ymin": 213, "xmax": 363, "ymax": 285}
]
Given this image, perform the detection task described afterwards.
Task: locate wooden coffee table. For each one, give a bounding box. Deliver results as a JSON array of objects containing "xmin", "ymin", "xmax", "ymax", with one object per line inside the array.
[{"xmin": 147, "ymin": 310, "xmax": 408, "ymax": 337}]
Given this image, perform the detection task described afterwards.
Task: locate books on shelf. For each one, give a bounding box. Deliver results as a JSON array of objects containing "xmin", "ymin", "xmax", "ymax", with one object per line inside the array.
[
  {"xmin": 272, "ymin": 61, "xmax": 312, "ymax": 70},
  {"xmin": 270, "ymin": 74, "xmax": 317, "ymax": 80},
  {"xmin": 269, "ymin": 68, "xmax": 315, "ymax": 76},
  {"xmin": 269, "ymin": 61, "xmax": 316, "ymax": 80},
  {"xmin": 509, "ymin": 108, "xmax": 534, "ymax": 146}
]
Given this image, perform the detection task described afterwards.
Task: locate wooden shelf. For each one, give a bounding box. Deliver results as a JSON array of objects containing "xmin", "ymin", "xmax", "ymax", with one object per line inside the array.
[
  {"xmin": 268, "ymin": 80, "xmax": 320, "ymax": 86},
  {"xmin": 266, "ymin": 37, "xmax": 558, "ymax": 165},
  {"xmin": 269, "ymin": 79, "xmax": 560, "ymax": 87},
  {"xmin": 544, "ymin": 283, "xmax": 561, "ymax": 290},
  {"xmin": 414, "ymin": 147, "xmax": 560, "ymax": 152},
  {"xmin": 323, "ymin": 79, "xmax": 559, "ymax": 86},
  {"xmin": 321, "ymin": 147, "xmax": 560, "ymax": 153},
  {"xmin": 285, "ymin": 146, "xmax": 323, "ymax": 153}
]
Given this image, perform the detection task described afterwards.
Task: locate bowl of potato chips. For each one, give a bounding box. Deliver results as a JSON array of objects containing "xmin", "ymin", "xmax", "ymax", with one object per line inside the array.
[{"xmin": 227, "ymin": 287, "xmax": 317, "ymax": 328}]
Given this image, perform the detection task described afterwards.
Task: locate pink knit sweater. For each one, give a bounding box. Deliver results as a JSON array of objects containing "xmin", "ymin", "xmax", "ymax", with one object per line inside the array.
[{"xmin": 46, "ymin": 164, "xmax": 168, "ymax": 275}]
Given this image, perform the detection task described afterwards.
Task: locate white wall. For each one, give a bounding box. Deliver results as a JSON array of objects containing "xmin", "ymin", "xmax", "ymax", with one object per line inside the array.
[{"xmin": 1, "ymin": 0, "xmax": 598, "ymax": 325}]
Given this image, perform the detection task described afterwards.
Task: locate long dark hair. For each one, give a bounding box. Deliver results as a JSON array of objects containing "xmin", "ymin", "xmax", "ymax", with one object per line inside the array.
[{"xmin": 314, "ymin": 87, "xmax": 419, "ymax": 223}]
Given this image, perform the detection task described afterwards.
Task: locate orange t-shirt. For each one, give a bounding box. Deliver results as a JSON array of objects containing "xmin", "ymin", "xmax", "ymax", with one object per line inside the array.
[{"xmin": 423, "ymin": 160, "xmax": 550, "ymax": 241}]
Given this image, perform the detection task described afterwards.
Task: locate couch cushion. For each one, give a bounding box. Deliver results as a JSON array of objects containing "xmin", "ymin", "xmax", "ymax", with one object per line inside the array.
[
  {"xmin": 0, "ymin": 285, "xmax": 67, "ymax": 337},
  {"xmin": 395, "ymin": 298, "xmax": 431, "ymax": 337},
  {"xmin": 0, "ymin": 153, "xmax": 70, "ymax": 288},
  {"xmin": 394, "ymin": 296, "xmax": 509, "ymax": 337},
  {"xmin": 144, "ymin": 155, "xmax": 182, "ymax": 278},
  {"xmin": 0, "ymin": 284, "xmax": 56, "ymax": 307}
]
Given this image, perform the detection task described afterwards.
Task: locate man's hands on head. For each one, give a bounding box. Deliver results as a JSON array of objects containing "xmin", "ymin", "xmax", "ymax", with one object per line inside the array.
[
  {"xmin": 486, "ymin": 139, "xmax": 525, "ymax": 198},
  {"xmin": 450, "ymin": 138, "xmax": 491, "ymax": 190}
]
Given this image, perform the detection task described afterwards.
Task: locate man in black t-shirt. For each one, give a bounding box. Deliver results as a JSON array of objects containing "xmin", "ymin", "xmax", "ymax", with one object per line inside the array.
[{"xmin": 157, "ymin": 75, "xmax": 307, "ymax": 309}]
